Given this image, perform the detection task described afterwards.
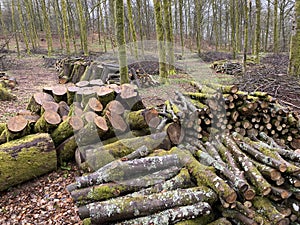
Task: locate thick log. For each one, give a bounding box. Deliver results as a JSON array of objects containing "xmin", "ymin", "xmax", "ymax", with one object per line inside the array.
[
  {"xmin": 34, "ymin": 110, "xmax": 61, "ymax": 133},
  {"xmin": 67, "ymin": 153, "xmax": 180, "ymax": 191},
  {"xmin": 84, "ymin": 97, "xmax": 103, "ymax": 113},
  {"xmin": 113, "ymin": 202, "xmax": 212, "ymax": 225},
  {"xmin": 119, "ymin": 83, "xmax": 145, "ymax": 111},
  {"xmin": 104, "ymin": 100, "xmax": 125, "ymax": 115},
  {"xmin": 252, "ymin": 196, "xmax": 289, "ymax": 225},
  {"xmin": 56, "ymin": 135, "xmax": 78, "ymax": 165},
  {"xmin": 58, "ymin": 101, "xmax": 70, "ymax": 119},
  {"xmin": 0, "ymin": 87, "xmax": 16, "ymax": 101},
  {"xmin": 78, "ymin": 187, "xmax": 217, "ymax": 223},
  {"xmin": 0, "ymin": 116, "xmax": 30, "ymax": 143},
  {"xmin": 51, "ymin": 116, "xmax": 84, "ymax": 146},
  {"xmin": 67, "ymin": 86, "xmax": 80, "ymax": 105},
  {"xmin": 173, "ymin": 148, "xmax": 237, "ymax": 205},
  {"xmin": 52, "ymin": 85, "xmax": 67, "ymax": 103},
  {"xmin": 96, "ymin": 86, "xmax": 115, "ymax": 108},
  {"xmin": 26, "ymin": 92, "xmax": 54, "ymax": 114},
  {"xmin": 70, "ymin": 166, "xmax": 180, "ymax": 205},
  {"xmin": 222, "ymin": 135, "xmax": 272, "ymax": 196},
  {"xmin": 41, "ymin": 101, "xmax": 59, "ymax": 114},
  {"xmin": 222, "ymin": 209, "xmax": 257, "ymax": 225},
  {"xmin": 123, "ymin": 109, "xmax": 149, "ymax": 130},
  {"xmin": 207, "ymin": 218, "xmax": 232, "ymax": 225},
  {"xmin": 0, "ymin": 133, "xmax": 57, "ymax": 191}
]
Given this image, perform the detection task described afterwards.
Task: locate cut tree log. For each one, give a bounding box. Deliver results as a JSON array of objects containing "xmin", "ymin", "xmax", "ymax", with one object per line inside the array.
[
  {"xmin": 58, "ymin": 101, "xmax": 70, "ymax": 119},
  {"xmin": 51, "ymin": 116, "xmax": 84, "ymax": 146},
  {"xmin": 96, "ymin": 86, "xmax": 115, "ymax": 108},
  {"xmin": 0, "ymin": 133, "xmax": 57, "ymax": 191},
  {"xmin": 34, "ymin": 110, "xmax": 61, "ymax": 133},
  {"xmin": 51, "ymin": 85, "xmax": 68, "ymax": 103},
  {"xmin": 78, "ymin": 187, "xmax": 217, "ymax": 224},
  {"xmin": 41, "ymin": 101, "xmax": 59, "ymax": 114},
  {"xmin": 83, "ymin": 97, "xmax": 103, "ymax": 113},
  {"xmin": 0, "ymin": 87, "xmax": 16, "ymax": 101},
  {"xmin": 26, "ymin": 92, "xmax": 54, "ymax": 114},
  {"xmin": 56, "ymin": 135, "xmax": 78, "ymax": 165}
]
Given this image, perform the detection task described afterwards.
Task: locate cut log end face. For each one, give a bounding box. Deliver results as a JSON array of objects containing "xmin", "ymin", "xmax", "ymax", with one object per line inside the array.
[
  {"xmin": 7, "ymin": 115, "xmax": 28, "ymax": 133},
  {"xmin": 167, "ymin": 123, "xmax": 184, "ymax": 145},
  {"xmin": 34, "ymin": 92, "xmax": 54, "ymax": 105},
  {"xmin": 106, "ymin": 100, "xmax": 125, "ymax": 115},
  {"xmin": 94, "ymin": 116, "xmax": 108, "ymax": 131},
  {"xmin": 42, "ymin": 101, "xmax": 59, "ymax": 112},
  {"xmin": 44, "ymin": 110, "xmax": 61, "ymax": 125},
  {"xmin": 70, "ymin": 116, "xmax": 84, "ymax": 131},
  {"xmin": 88, "ymin": 97, "xmax": 103, "ymax": 112},
  {"xmin": 120, "ymin": 84, "xmax": 138, "ymax": 99},
  {"xmin": 83, "ymin": 111, "xmax": 98, "ymax": 123},
  {"xmin": 107, "ymin": 111, "xmax": 127, "ymax": 132},
  {"xmin": 52, "ymin": 85, "xmax": 67, "ymax": 96}
]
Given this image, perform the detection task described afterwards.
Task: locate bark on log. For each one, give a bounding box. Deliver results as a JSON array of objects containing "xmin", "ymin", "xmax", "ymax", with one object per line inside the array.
[
  {"xmin": 70, "ymin": 166, "xmax": 180, "ymax": 205},
  {"xmin": 0, "ymin": 87, "xmax": 16, "ymax": 101},
  {"xmin": 84, "ymin": 97, "xmax": 103, "ymax": 113},
  {"xmin": 26, "ymin": 92, "xmax": 54, "ymax": 114},
  {"xmin": 52, "ymin": 85, "xmax": 68, "ymax": 103},
  {"xmin": 0, "ymin": 133, "xmax": 57, "ymax": 191},
  {"xmin": 67, "ymin": 153, "xmax": 181, "ymax": 191},
  {"xmin": 56, "ymin": 135, "xmax": 78, "ymax": 165},
  {"xmin": 78, "ymin": 187, "xmax": 217, "ymax": 224},
  {"xmin": 34, "ymin": 110, "xmax": 61, "ymax": 133},
  {"xmin": 114, "ymin": 202, "xmax": 212, "ymax": 225},
  {"xmin": 0, "ymin": 116, "xmax": 30, "ymax": 143},
  {"xmin": 96, "ymin": 86, "xmax": 115, "ymax": 108},
  {"xmin": 51, "ymin": 116, "xmax": 84, "ymax": 146},
  {"xmin": 58, "ymin": 101, "xmax": 70, "ymax": 119},
  {"xmin": 67, "ymin": 86, "xmax": 80, "ymax": 105}
]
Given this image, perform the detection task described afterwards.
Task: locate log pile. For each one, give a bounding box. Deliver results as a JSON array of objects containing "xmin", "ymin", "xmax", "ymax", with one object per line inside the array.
[
  {"xmin": 66, "ymin": 83, "xmax": 300, "ymax": 224},
  {"xmin": 0, "ymin": 71, "xmax": 17, "ymax": 101},
  {"xmin": 211, "ymin": 60, "xmax": 243, "ymax": 75}
]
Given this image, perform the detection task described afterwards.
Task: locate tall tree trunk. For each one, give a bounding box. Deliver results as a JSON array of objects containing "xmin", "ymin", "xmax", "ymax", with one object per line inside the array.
[
  {"xmin": 24, "ymin": 0, "xmax": 38, "ymax": 50},
  {"xmin": 99, "ymin": 1, "xmax": 107, "ymax": 52},
  {"xmin": 115, "ymin": 0, "xmax": 129, "ymax": 84},
  {"xmin": 243, "ymin": 0, "xmax": 249, "ymax": 72},
  {"xmin": 136, "ymin": 0, "xmax": 145, "ymax": 56},
  {"xmin": 41, "ymin": 0, "xmax": 53, "ymax": 56},
  {"xmin": 0, "ymin": 3, "xmax": 9, "ymax": 50},
  {"xmin": 273, "ymin": 0, "xmax": 279, "ymax": 53},
  {"xmin": 61, "ymin": 0, "xmax": 71, "ymax": 55},
  {"xmin": 76, "ymin": 0, "xmax": 88, "ymax": 55},
  {"xmin": 288, "ymin": 0, "xmax": 300, "ymax": 75},
  {"xmin": 163, "ymin": 0, "xmax": 175, "ymax": 73},
  {"xmin": 11, "ymin": 0, "xmax": 20, "ymax": 58},
  {"xmin": 230, "ymin": 0, "xmax": 237, "ymax": 58},
  {"xmin": 195, "ymin": 0, "xmax": 202, "ymax": 54},
  {"xmin": 17, "ymin": 0, "xmax": 30, "ymax": 54},
  {"xmin": 179, "ymin": 0, "xmax": 184, "ymax": 56},
  {"xmin": 127, "ymin": 0, "xmax": 138, "ymax": 59},
  {"xmin": 53, "ymin": 0, "xmax": 64, "ymax": 50},
  {"xmin": 154, "ymin": 0, "xmax": 168, "ymax": 84},
  {"xmin": 66, "ymin": 0, "xmax": 77, "ymax": 53},
  {"xmin": 255, "ymin": 0, "xmax": 261, "ymax": 63},
  {"xmin": 264, "ymin": 0, "xmax": 270, "ymax": 52}
]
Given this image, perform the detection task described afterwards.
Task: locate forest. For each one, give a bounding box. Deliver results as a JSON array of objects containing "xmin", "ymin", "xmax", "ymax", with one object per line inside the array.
[{"xmin": 0, "ymin": 0, "xmax": 300, "ymax": 225}]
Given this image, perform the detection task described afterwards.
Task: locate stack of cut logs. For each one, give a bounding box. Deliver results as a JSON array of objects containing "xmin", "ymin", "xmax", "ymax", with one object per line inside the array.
[
  {"xmin": 0, "ymin": 71, "xmax": 17, "ymax": 100},
  {"xmin": 56, "ymin": 57, "xmax": 160, "ymax": 88},
  {"xmin": 211, "ymin": 60, "xmax": 243, "ymax": 75},
  {"xmin": 0, "ymin": 77, "xmax": 300, "ymax": 224}
]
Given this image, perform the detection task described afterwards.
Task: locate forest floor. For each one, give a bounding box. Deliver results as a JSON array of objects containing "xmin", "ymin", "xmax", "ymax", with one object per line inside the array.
[{"xmin": 0, "ymin": 50, "xmax": 300, "ymax": 224}]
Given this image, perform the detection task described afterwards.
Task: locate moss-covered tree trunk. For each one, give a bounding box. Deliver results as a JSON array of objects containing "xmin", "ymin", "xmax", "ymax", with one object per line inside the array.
[
  {"xmin": 53, "ymin": 0, "xmax": 64, "ymax": 50},
  {"xmin": 41, "ymin": 0, "xmax": 53, "ymax": 56},
  {"xmin": 126, "ymin": 0, "xmax": 138, "ymax": 59},
  {"xmin": 11, "ymin": 0, "xmax": 20, "ymax": 58},
  {"xmin": 265, "ymin": 0, "xmax": 271, "ymax": 52},
  {"xmin": 17, "ymin": 0, "xmax": 30, "ymax": 54},
  {"xmin": 136, "ymin": 0, "xmax": 145, "ymax": 56},
  {"xmin": 0, "ymin": 3, "xmax": 9, "ymax": 50},
  {"xmin": 115, "ymin": 0, "xmax": 129, "ymax": 84},
  {"xmin": 273, "ymin": 0, "xmax": 279, "ymax": 53},
  {"xmin": 288, "ymin": 0, "xmax": 300, "ymax": 75},
  {"xmin": 154, "ymin": 0, "xmax": 168, "ymax": 84},
  {"xmin": 230, "ymin": 0, "xmax": 237, "ymax": 58},
  {"xmin": 255, "ymin": 0, "xmax": 261, "ymax": 63},
  {"xmin": 243, "ymin": 0, "xmax": 249, "ymax": 72},
  {"xmin": 61, "ymin": 0, "xmax": 71, "ymax": 55},
  {"xmin": 76, "ymin": 0, "xmax": 88, "ymax": 56},
  {"xmin": 0, "ymin": 133, "xmax": 57, "ymax": 191},
  {"xmin": 24, "ymin": 0, "xmax": 38, "ymax": 50}
]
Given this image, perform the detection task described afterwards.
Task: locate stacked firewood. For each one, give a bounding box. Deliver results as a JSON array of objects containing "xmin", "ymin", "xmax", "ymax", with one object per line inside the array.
[
  {"xmin": 211, "ymin": 60, "xmax": 243, "ymax": 75},
  {"xmin": 66, "ymin": 82, "xmax": 300, "ymax": 225}
]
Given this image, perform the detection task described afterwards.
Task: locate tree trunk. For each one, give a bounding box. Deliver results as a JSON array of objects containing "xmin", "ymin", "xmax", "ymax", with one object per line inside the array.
[{"xmin": 0, "ymin": 133, "xmax": 57, "ymax": 191}]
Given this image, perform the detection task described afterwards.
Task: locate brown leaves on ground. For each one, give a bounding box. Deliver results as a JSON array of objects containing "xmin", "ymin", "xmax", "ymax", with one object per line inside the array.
[{"xmin": 0, "ymin": 163, "xmax": 83, "ymax": 225}]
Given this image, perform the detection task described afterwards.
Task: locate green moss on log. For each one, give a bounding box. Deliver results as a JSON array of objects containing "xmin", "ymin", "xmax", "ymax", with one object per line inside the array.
[{"xmin": 0, "ymin": 133, "xmax": 57, "ymax": 191}]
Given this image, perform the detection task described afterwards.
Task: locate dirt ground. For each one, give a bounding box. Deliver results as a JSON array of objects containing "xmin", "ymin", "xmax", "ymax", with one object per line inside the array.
[{"xmin": 0, "ymin": 54, "xmax": 58, "ymax": 122}]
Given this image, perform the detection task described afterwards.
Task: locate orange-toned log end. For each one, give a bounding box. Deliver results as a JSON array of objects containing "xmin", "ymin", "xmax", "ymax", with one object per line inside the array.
[
  {"xmin": 7, "ymin": 115, "xmax": 28, "ymax": 133},
  {"xmin": 69, "ymin": 116, "xmax": 84, "ymax": 131},
  {"xmin": 44, "ymin": 110, "xmax": 61, "ymax": 125},
  {"xmin": 88, "ymin": 97, "xmax": 103, "ymax": 112},
  {"xmin": 94, "ymin": 116, "xmax": 108, "ymax": 132},
  {"xmin": 243, "ymin": 188, "xmax": 256, "ymax": 201}
]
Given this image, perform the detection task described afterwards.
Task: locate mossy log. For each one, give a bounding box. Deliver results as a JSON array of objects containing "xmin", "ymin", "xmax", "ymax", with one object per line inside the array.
[
  {"xmin": 67, "ymin": 154, "xmax": 181, "ymax": 191},
  {"xmin": 252, "ymin": 196, "xmax": 289, "ymax": 225},
  {"xmin": 123, "ymin": 109, "xmax": 149, "ymax": 130},
  {"xmin": 41, "ymin": 101, "xmax": 59, "ymax": 115},
  {"xmin": 0, "ymin": 122, "xmax": 6, "ymax": 134},
  {"xmin": 77, "ymin": 187, "xmax": 217, "ymax": 223},
  {"xmin": 0, "ymin": 116, "xmax": 31, "ymax": 144},
  {"xmin": 70, "ymin": 166, "xmax": 180, "ymax": 205},
  {"xmin": 0, "ymin": 133, "xmax": 57, "ymax": 191},
  {"xmin": 34, "ymin": 110, "xmax": 61, "ymax": 133},
  {"xmin": 67, "ymin": 86, "xmax": 80, "ymax": 105},
  {"xmin": 51, "ymin": 116, "xmax": 84, "ymax": 146},
  {"xmin": 26, "ymin": 92, "xmax": 55, "ymax": 114},
  {"xmin": 118, "ymin": 83, "xmax": 145, "ymax": 111},
  {"xmin": 222, "ymin": 135, "xmax": 272, "ymax": 196},
  {"xmin": 207, "ymin": 217, "xmax": 232, "ymax": 225},
  {"xmin": 51, "ymin": 85, "xmax": 68, "ymax": 103},
  {"xmin": 83, "ymin": 97, "xmax": 103, "ymax": 113},
  {"xmin": 113, "ymin": 202, "xmax": 212, "ymax": 225},
  {"xmin": 221, "ymin": 209, "xmax": 257, "ymax": 225},
  {"xmin": 172, "ymin": 148, "xmax": 237, "ymax": 205},
  {"xmin": 0, "ymin": 86, "xmax": 16, "ymax": 101},
  {"xmin": 58, "ymin": 101, "xmax": 70, "ymax": 119},
  {"xmin": 96, "ymin": 86, "xmax": 115, "ymax": 108},
  {"xmin": 56, "ymin": 135, "xmax": 78, "ymax": 165},
  {"xmin": 78, "ymin": 131, "xmax": 171, "ymax": 171}
]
